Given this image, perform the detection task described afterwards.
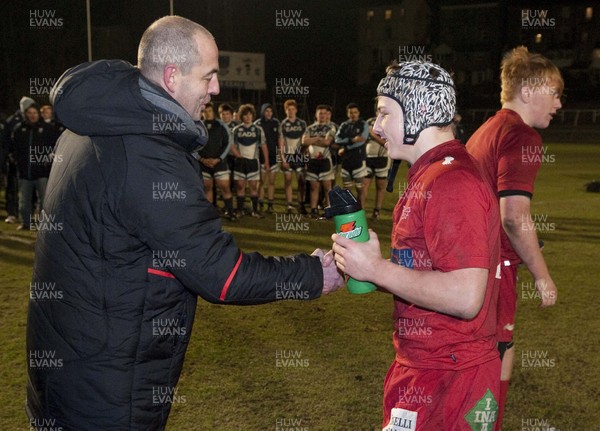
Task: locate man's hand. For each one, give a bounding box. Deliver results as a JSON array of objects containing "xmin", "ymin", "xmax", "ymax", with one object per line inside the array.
[
  {"xmin": 200, "ymin": 157, "xmax": 220, "ymax": 168},
  {"xmin": 311, "ymin": 248, "xmax": 344, "ymax": 295},
  {"xmin": 331, "ymin": 229, "xmax": 383, "ymax": 282},
  {"xmin": 535, "ymin": 276, "xmax": 557, "ymax": 307}
]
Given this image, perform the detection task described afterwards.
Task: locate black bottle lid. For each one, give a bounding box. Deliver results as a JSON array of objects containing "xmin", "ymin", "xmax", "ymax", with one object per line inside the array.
[{"xmin": 324, "ymin": 186, "xmax": 362, "ymax": 218}]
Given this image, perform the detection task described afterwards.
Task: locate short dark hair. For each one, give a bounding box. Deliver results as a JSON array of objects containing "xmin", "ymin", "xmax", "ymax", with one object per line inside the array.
[
  {"xmin": 346, "ymin": 103, "xmax": 359, "ymax": 111},
  {"xmin": 218, "ymin": 103, "xmax": 234, "ymax": 114},
  {"xmin": 316, "ymin": 104, "xmax": 331, "ymax": 112}
]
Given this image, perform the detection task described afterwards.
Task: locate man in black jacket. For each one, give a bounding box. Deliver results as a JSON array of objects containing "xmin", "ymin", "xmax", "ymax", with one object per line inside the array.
[
  {"xmin": 10, "ymin": 103, "xmax": 58, "ymax": 230},
  {"xmin": 26, "ymin": 15, "xmax": 343, "ymax": 430}
]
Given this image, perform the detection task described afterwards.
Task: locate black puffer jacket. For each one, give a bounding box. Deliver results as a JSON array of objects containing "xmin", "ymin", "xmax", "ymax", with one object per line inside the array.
[
  {"xmin": 26, "ymin": 60, "xmax": 323, "ymax": 430},
  {"xmin": 11, "ymin": 119, "xmax": 58, "ymax": 180}
]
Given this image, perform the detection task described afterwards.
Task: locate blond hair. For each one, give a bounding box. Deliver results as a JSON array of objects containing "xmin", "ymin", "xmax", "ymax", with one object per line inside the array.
[{"xmin": 500, "ymin": 46, "xmax": 563, "ymax": 104}]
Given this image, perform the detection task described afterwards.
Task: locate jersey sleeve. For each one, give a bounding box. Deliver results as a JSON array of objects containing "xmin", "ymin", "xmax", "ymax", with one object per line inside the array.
[
  {"xmin": 258, "ymin": 126, "xmax": 266, "ymax": 146},
  {"xmin": 424, "ymin": 169, "xmax": 492, "ymax": 272},
  {"xmin": 231, "ymin": 124, "xmax": 240, "ymax": 148},
  {"xmin": 497, "ymin": 128, "xmax": 541, "ymax": 198},
  {"xmin": 218, "ymin": 120, "xmax": 232, "ymax": 160},
  {"xmin": 119, "ymin": 141, "xmax": 324, "ymax": 304}
]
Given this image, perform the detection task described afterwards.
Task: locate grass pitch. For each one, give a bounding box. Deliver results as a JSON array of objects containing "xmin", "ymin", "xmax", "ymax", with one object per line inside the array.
[{"xmin": 1, "ymin": 141, "xmax": 599, "ymax": 430}]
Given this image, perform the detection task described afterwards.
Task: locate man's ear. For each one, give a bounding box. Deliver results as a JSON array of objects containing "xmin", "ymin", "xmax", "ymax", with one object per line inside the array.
[
  {"xmin": 163, "ymin": 65, "xmax": 178, "ymax": 94},
  {"xmin": 519, "ymin": 85, "xmax": 531, "ymax": 104}
]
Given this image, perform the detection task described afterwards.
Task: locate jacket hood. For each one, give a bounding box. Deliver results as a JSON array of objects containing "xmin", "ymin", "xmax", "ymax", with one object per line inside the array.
[
  {"xmin": 20, "ymin": 96, "xmax": 37, "ymax": 113},
  {"xmin": 260, "ymin": 103, "xmax": 272, "ymax": 117},
  {"xmin": 50, "ymin": 59, "xmax": 208, "ymax": 152}
]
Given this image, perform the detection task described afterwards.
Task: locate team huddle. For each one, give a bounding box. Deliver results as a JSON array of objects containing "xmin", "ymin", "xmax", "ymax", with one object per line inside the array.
[{"xmin": 197, "ymin": 99, "xmax": 392, "ymax": 221}]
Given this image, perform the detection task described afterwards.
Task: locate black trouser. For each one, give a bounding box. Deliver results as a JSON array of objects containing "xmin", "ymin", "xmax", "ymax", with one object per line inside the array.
[{"xmin": 4, "ymin": 162, "xmax": 18, "ymax": 217}]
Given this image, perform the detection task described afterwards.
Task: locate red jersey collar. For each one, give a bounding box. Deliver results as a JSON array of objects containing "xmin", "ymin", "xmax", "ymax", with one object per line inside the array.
[{"xmin": 407, "ymin": 139, "xmax": 463, "ymax": 179}]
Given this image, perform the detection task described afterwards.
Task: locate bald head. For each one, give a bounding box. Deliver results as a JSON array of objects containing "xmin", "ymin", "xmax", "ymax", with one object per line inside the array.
[{"xmin": 138, "ymin": 15, "xmax": 214, "ymax": 83}]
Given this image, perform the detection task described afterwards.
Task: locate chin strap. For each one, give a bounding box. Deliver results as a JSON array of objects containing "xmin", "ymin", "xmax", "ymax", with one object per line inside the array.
[{"xmin": 386, "ymin": 160, "xmax": 402, "ymax": 193}]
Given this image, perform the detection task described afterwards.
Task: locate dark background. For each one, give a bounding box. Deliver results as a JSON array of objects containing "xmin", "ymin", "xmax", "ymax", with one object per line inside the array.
[{"xmin": 2, "ymin": 0, "xmax": 599, "ymax": 122}]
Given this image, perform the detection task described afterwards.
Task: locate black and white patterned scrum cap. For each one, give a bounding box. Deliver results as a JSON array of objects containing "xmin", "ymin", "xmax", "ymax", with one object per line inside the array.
[{"xmin": 377, "ymin": 62, "xmax": 456, "ymax": 145}]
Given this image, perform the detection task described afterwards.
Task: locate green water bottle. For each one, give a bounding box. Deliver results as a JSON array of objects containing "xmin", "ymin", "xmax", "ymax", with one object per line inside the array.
[{"xmin": 325, "ymin": 186, "xmax": 377, "ymax": 294}]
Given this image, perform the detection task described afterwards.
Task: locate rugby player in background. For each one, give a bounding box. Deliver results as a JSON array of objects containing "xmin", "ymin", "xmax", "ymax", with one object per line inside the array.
[{"xmin": 467, "ymin": 46, "xmax": 560, "ymax": 429}]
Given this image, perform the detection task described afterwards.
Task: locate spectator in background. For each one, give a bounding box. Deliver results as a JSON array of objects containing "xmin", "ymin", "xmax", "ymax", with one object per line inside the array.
[
  {"xmin": 231, "ymin": 104, "xmax": 269, "ymax": 218},
  {"xmin": 255, "ymin": 103, "xmax": 282, "ymax": 214},
  {"xmin": 199, "ymin": 102, "xmax": 236, "ymax": 220},
  {"xmin": 363, "ymin": 113, "xmax": 392, "ymax": 220},
  {"xmin": 218, "ymin": 103, "xmax": 239, "ymax": 130},
  {"xmin": 40, "ymin": 103, "xmax": 66, "ymax": 134},
  {"xmin": 280, "ymin": 99, "xmax": 308, "ymax": 214},
  {"xmin": 218, "ymin": 103, "xmax": 239, "ymax": 192},
  {"xmin": 2, "ymin": 97, "xmax": 36, "ymax": 224},
  {"xmin": 335, "ymin": 103, "xmax": 369, "ymax": 207},
  {"xmin": 10, "ymin": 103, "xmax": 58, "ymax": 230},
  {"xmin": 302, "ymin": 105, "xmax": 336, "ymax": 218}
]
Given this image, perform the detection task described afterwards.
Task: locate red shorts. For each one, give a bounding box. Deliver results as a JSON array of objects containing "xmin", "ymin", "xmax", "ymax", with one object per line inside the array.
[
  {"xmin": 382, "ymin": 359, "xmax": 500, "ymax": 431},
  {"xmin": 496, "ymin": 263, "xmax": 518, "ymax": 343}
]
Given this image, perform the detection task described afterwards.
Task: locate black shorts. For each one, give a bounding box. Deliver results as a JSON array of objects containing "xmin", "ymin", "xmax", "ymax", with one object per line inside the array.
[
  {"xmin": 233, "ymin": 158, "xmax": 260, "ymax": 181},
  {"xmin": 202, "ymin": 160, "xmax": 230, "ymax": 180},
  {"xmin": 341, "ymin": 154, "xmax": 367, "ymax": 182},
  {"xmin": 281, "ymin": 152, "xmax": 308, "ymax": 172},
  {"xmin": 306, "ymin": 158, "xmax": 334, "ymax": 182},
  {"xmin": 365, "ymin": 157, "xmax": 390, "ymax": 179}
]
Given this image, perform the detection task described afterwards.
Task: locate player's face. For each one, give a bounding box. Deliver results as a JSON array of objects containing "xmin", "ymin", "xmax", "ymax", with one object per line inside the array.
[
  {"xmin": 286, "ymin": 105, "xmax": 297, "ymax": 118},
  {"xmin": 219, "ymin": 110, "xmax": 232, "ymax": 123},
  {"xmin": 316, "ymin": 109, "xmax": 327, "ymax": 123},
  {"xmin": 374, "ymin": 97, "xmax": 408, "ymax": 161},
  {"xmin": 325, "ymin": 110, "xmax": 332, "ymax": 122},
  {"xmin": 526, "ymin": 82, "xmax": 562, "ymax": 129},
  {"xmin": 40, "ymin": 106, "xmax": 53, "ymax": 121},
  {"xmin": 174, "ymin": 34, "xmax": 220, "ymax": 121},
  {"xmin": 25, "ymin": 107, "xmax": 40, "ymax": 124},
  {"xmin": 347, "ymin": 108, "xmax": 360, "ymax": 122},
  {"xmin": 202, "ymin": 106, "xmax": 215, "ymax": 121},
  {"xmin": 263, "ymin": 107, "xmax": 273, "ymax": 119},
  {"xmin": 242, "ymin": 111, "xmax": 254, "ymax": 124}
]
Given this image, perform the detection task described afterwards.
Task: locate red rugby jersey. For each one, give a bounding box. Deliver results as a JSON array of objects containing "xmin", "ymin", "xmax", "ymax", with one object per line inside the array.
[
  {"xmin": 466, "ymin": 109, "xmax": 542, "ymax": 264},
  {"xmin": 391, "ymin": 140, "xmax": 501, "ymax": 370}
]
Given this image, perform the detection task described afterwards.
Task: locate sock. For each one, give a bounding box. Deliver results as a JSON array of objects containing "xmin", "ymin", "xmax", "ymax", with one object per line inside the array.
[
  {"xmin": 251, "ymin": 197, "xmax": 259, "ymax": 212},
  {"xmin": 224, "ymin": 198, "xmax": 234, "ymax": 214},
  {"xmin": 236, "ymin": 197, "xmax": 245, "ymax": 211}
]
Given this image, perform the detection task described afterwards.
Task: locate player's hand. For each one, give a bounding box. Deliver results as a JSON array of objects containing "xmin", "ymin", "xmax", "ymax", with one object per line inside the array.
[
  {"xmin": 337, "ymin": 148, "xmax": 345, "ymax": 156},
  {"xmin": 201, "ymin": 157, "xmax": 219, "ymax": 168},
  {"xmin": 331, "ymin": 229, "xmax": 382, "ymax": 282},
  {"xmin": 311, "ymin": 248, "xmax": 344, "ymax": 295},
  {"xmin": 535, "ymin": 276, "xmax": 557, "ymax": 307}
]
